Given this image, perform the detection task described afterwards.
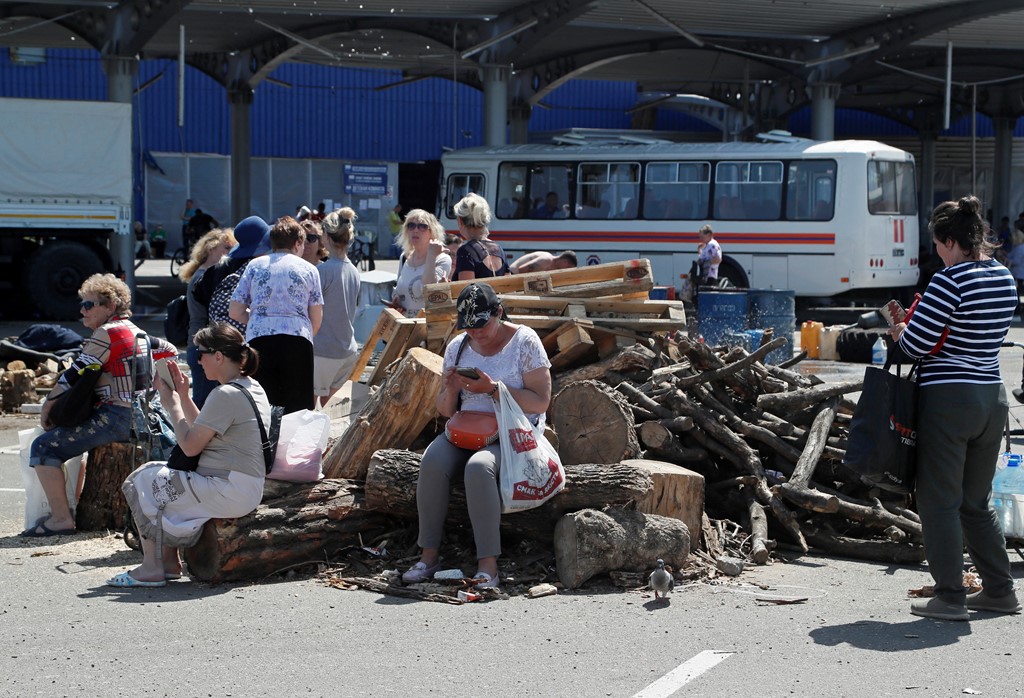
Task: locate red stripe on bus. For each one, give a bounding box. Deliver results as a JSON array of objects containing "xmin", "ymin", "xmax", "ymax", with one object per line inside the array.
[{"xmin": 488, "ymin": 231, "xmax": 836, "ymax": 245}]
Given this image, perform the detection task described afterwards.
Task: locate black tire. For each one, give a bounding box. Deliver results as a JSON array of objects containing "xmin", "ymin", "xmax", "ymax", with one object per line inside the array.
[
  {"xmin": 25, "ymin": 242, "xmax": 105, "ymax": 320},
  {"xmin": 718, "ymin": 257, "xmax": 749, "ymax": 289},
  {"xmin": 169, "ymin": 248, "xmax": 188, "ymax": 279},
  {"xmin": 836, "ymin": 326, "xmax": 888, "ymax": 363}
]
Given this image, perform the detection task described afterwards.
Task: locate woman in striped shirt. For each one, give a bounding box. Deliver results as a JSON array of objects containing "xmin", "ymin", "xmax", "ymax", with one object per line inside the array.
[{"xmin": 891, "ymin": 195, "xmax": 1020, "ymax": 621}]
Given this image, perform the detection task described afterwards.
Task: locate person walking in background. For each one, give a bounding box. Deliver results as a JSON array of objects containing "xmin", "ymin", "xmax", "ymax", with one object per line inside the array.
[
  {"xmin": 133, "ymin": 221, "xmax": 152, "ymax": 261},
  {"xmin": 313, "ymin": 209, "xmax": 361, "ymax": 406},
  {"xmin": 388, "ymin": 203, "xmax": 404, "ymax": 258},
  {"xmin": 392, "ymin": 210, "xmax": 452, "ymax": 317},
  {"xmin": 889, "ymin": 195, "xmax": 1020, "ymax": 621},
  {"xmin": 181, "ymin": 198, "xmax": 196, "ymax": 241},
  {"xmin": 452, "ymin": 193, "xmax": 509, "ymax": 281},
  {"xmin": 178, "ymin": 227, "xmax": 237, "ymax": 408},
  {"xmin": 229, "ymin": 216, "xmax": 323, "ymax": 413}
]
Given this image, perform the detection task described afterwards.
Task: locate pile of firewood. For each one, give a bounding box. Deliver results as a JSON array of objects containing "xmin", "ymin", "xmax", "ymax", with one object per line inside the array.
[{"xmin": 0, "ymin": 358, "xmax": 58, "ymax": 413}]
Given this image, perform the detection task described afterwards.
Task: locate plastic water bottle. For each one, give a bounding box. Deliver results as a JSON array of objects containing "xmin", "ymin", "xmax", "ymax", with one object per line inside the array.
[
  {"xmin": 871, "ymin": 336, "xmax": 887, "ymax": 365},
  {"xmin": 992, "ymin": 455, "xmax": 1024, "ymax": 539}
]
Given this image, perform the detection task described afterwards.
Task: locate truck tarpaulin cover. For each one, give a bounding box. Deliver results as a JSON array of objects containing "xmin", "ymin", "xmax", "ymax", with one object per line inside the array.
[{"xmin": 0, "ymin": 98, "xmax": 132, "ymax": 204}]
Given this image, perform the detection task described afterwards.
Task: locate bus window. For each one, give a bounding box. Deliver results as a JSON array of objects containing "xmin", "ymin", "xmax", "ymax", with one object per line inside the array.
[
  {"xmin": 527, "ymin": 164, "xmax": 572, "ymax": 219},
  {"xmin": 496, "ymin": 164, "xmax": 527, "ymax": 219},
  {"xmin": 868, "ymin": 160, "xmax": 917, "ymax": 215},
  {"xmin": 576, "ymin": 162, "xmax": 639, "ymax": 219},
  {"xmin": 446, "ymin": 173, "xmax": 485, "ymax": 217},
  {"xmin": 643, "ymin": 162, "xmax": 709, "ymax": 219},
  {"xmin": 895, "ymin": 161, "xmax": 918, "ymax": 215},
  {"xmin": 786, "ymin": 160, "xmax": 836, "ymax": 221},
  {"xmin": 714, "ymin": 161, "xmax": 782, "ymax": 220}
]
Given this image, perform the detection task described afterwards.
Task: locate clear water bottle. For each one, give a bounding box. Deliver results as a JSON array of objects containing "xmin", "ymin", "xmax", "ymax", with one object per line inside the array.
[
  {"xmin": 871, "ymin": 336, "xmax": 887, "ymax": 365},
  {"xmin": 992, "ymin": 456, "xmax": 1024, "ymax": 539}
]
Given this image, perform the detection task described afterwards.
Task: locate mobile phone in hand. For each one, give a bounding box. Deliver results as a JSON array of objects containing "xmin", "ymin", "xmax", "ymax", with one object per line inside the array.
[
  {"xmin": 879, "ymin": 299, "xmax": 905, "ymax": 326},
  {"xmin": 455, "ymin": 367, "xmax": 480, "ymax": 379},
  {"xmin": 155, "ymin": 357, "xmax": 175, "ymax": 385}
]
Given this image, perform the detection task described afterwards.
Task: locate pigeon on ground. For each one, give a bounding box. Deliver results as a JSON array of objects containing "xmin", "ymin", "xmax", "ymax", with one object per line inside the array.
[{"xmin": 649, "ymin": 559, "xmax": 674, "ymax": 600}]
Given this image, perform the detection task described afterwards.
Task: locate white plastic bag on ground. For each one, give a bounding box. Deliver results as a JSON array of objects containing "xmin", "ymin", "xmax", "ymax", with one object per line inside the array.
[
  {"xmin": 495, "ymin": 382, "xmax": 565, "ymax": 513},
  {"xmin": 267, "ymin": 410, "xmax": 329, "ymax": 482},
  {"xmin": 19, "ymin": 426, "xmax": 86, "ymax": 530}
]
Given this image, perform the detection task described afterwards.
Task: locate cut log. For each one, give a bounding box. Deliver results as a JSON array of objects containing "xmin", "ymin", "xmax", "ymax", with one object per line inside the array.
[
  {"xmin": 362, "ymin": 449, "xmax": 654, "ymax": 541},
  {"xmin": 553, "ymin": 508, "xmax": 691, "ymax": 589},
  {"xmin": 183, "ymin": 479, "xmax": 393, "ymax": 583},
  {"xmin": 802, "ymin": 524, "xmax": 924, "ymax": 564},
  {"xmin": 322, "ymin": 347, "xmax": 443, "ymax": 480},
  {"xmin": 755, "ymin": 380, "xmax": 862, "ymax": 416},
  {"xmin": 744, "ymin": 486, "xmax": 771, "ymax": 564},
  {"xmin": 77, "ymin": 441, "xmax": 141, "ymax": 531},
  {"xmin": 637, "ymin": 421, "xmax": 708, "ymax": 464},
  {"xmin": 789, "ymin": 397, "xmax": 838, "ymax": 488},
  {"xmin": 623, "ymin": 458, "xmax": 704, "ymax": 541},
  {"xmin": 550, "ymin": 380, "xmax": 640, "ymax": 465}
]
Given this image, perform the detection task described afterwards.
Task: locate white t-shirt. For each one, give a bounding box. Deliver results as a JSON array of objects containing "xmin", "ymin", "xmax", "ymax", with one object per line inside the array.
[
  {"xmin": 395, "ymin": 253, "xmax": 452, "ymax": 317},
  {"xmin": 698, "ymin": 238, "xmax": 722, "ymax": 279}
]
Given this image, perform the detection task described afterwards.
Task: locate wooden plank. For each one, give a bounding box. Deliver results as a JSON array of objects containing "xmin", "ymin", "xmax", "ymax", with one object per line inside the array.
[
  {"xmin": 347, "ymin": 308, "xmax": 403, "ymax": 382},
  {"xmin": 367, "ymin": 317, "xmax": 423, "ymax": 386},
  {"xmin": 507, "ymin": 314, "xmax": 685, "ymax": 332},
  {"xmin": 542, "ymin": 319, "xmax": 597, "ymax": 372}
]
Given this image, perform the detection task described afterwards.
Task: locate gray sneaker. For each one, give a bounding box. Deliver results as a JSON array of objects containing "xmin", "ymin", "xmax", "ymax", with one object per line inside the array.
[
  {"xmin": 910, "ymin": 596, "xmax": 969, "ymax": 621},
  {"xmin": 965, "ymin": 589, "xmax": 1022, "ymax": 614}
]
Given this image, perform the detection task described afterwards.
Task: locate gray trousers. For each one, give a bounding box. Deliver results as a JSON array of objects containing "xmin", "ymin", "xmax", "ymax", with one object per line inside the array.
[
  {"xmin": 915, "ymin": 382, "xmax": 1014, "ymax": 603},
  {"xmin": 416, "ymin": 435, "xmax": 502, "ymax": 559}
]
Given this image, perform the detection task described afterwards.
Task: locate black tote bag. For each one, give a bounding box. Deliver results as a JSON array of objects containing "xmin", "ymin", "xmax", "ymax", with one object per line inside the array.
[
  {"xmin": 843, "ymin": 354, "xmax": 919, "ymax": 494},
  {"xmin": 48, "ymin": 363, "xmax": 103, "ymax": 428}
]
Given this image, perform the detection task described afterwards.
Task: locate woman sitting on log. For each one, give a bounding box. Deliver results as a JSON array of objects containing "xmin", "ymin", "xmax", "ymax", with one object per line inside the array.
[
  {"xmin": 402, "ymin": 282, "xmax": 552, "ymax": 589},
  {"xmin": 108, "ymin": 323, "xmax": 271, "ymax": 588},
  {"xmin": 22, "ymin": 273, "xmax": 175, "ymax": 538}
]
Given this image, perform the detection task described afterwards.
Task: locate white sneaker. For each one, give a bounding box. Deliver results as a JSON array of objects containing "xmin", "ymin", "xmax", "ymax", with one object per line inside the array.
[
  {"xmin": 402, "ymin": 561, "xmax": 441, "ymax": 583},
  {"xmin": 473, "ymin": 571, "xmax": 500, "ymax": 590}
]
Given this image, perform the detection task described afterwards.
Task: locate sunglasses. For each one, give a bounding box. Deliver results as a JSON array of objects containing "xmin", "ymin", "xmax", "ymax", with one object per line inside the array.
[
  {"xmin": 406, "ymin": 222, "xmax": 430, "ymax": 231},
  {"xmin": 304, "ymin": 234, "xmax": 320, "ymax": 243},
  {"xmin": 79, "ymin": 300, "xmax": 98, "ymax": 310},
  {"xmin": 195, "ymin": 347, "xmax": 217, "ymax": 356}
]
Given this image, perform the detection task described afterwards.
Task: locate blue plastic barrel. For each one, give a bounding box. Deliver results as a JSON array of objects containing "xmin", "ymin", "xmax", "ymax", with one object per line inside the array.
[
  {"xmin": 747, "ymin": 289, "xmax": 796, "ymax": 365},
  {"xmin": 698, "ymin": 290, "xmax": 748, "ymax": 346}
]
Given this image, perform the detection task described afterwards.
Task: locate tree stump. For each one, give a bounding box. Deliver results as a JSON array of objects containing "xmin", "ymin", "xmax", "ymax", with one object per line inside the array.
[
  {"xmin": 553, "ymin": 508, "xmax": 690, "ymax": 589},
  {"xmin": 550, "ymin": 380, "xmax": 640, "ymax": 465},
  {"xmin": 1, "ymin": 368, "xmax": 37, "ymax": 411},
  {"xmin": 623, "ymin": 458, "xmax": 705, "ymax": 542},
  {"xmin": 183, "ymin": 479, "xmax": 393, "ymax": 583},
  {"xmin": 363, "ymin": 448, "xmax": 653, "ymax": 542},
  {"xmin": 322, "ymin": 347, "xmax": 443, "ymax": 480},
  {"xmin": 77, "ymin": 441, "xmax": 140, "ymax": 531}
]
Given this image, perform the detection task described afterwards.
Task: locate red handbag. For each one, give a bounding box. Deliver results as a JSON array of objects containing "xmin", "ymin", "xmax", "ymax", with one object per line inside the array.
[{"xmin": 445, "ymin": 410, "xmax": 499, "ymax": 450}]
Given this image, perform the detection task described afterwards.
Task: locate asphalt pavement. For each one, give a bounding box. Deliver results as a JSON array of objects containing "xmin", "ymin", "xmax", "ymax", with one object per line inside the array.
[{"xmin": 1, "ymin": 265, "xmax": 1024, "ymax": 696}]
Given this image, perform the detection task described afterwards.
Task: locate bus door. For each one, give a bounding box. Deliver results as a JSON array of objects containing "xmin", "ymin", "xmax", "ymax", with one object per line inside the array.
[{"xmin": 866, "ymin": 159, "xmax": 917, "ymax": 276}]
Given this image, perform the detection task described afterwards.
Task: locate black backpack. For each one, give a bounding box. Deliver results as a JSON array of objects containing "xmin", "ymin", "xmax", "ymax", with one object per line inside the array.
[{"xmin": 164, "ymin": 294, "xmax": 190, "ymax": 346}]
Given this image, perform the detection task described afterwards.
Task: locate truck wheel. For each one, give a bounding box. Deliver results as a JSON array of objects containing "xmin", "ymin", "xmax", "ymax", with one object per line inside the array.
[
  {"xmin": 718, "ymin": 258, "xmax": 749, "ymax": 289},
  {"xmin": 25, "ymin": 242, "xmax": 105, "ymax": 319}
]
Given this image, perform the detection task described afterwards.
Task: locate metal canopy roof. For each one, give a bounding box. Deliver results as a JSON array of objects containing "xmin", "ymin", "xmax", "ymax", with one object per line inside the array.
[{"xmin": 2, "ymin": 0, "xmax": 1023, "ymax": 132}]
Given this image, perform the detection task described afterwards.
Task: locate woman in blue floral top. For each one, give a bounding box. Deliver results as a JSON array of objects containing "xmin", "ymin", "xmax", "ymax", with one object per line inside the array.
[{"xmin": 229, "ymin": 216, "xmax": 323, "ymax": 413}]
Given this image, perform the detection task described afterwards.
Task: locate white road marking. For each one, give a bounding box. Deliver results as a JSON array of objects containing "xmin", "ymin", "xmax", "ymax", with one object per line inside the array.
[
  {"xmin": 631, "ymin": 650, "xmax": 734, "ymax": 698},
  {"xmin": 0, "ymin": 445, "xmax": 22, "ymax": 455},
  {"xmin": 0, "ymin": 488, "xmax": 26, "ymax": 493}
]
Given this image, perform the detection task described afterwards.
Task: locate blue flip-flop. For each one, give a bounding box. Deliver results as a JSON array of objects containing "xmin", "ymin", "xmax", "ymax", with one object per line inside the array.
[
  {"xmin": 106, "ymin": 571, "xmax": 166, "ymax": 588},
  {"xmin": 19, "ymin": 522, "xmax": 77, "ymax": 538}
]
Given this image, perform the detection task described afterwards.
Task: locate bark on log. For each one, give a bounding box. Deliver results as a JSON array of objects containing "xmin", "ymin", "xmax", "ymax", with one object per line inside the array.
[
  {"xmin": 802, "ymin": 524, "xmax": 924, "ymax": 563},
  {"xmin": 674, "ymin": 337, "xmax": 787, "ymax": 391},
  {"xmin": 550, "ymin": 380, "xmax": 640, "ymax": 465},
  {"xmin": 623, "ymin": 458, "xmax": 705, "ymax": 540},
  {"xmin": 323, "ymin": 348, "xmax": 443, "ymax": 480},
  {"xmin": 744, "ymin": 486, "xmax": 770, "ymax": 565},
  {"xmin": 183, "ymin": 479, "xmax": 393, "ymax": 583},
  {"xmin": 637, "ymin": 421, "xmax": 708, "ymax": 464},
  {"xmin": 552, "ymin": 343, "xmax": 657, "ymax": 394},
  {"xmin": 789, "ymin": 398, "xmax": 838, "ymax": 488},
  {"xmin": 77, "ymin": 441, "xmax": 140, "ymax": 531},
  {"xmin": 755, "ymin": 380, "xmax": 862, "ymax": 416},
  {"xmin": 553, "ymin": 507, "xmax": 691, "ymax": 589},
  {"xmin": 362, "ymin": 449, "xmax": 653, "ymax": 541}
]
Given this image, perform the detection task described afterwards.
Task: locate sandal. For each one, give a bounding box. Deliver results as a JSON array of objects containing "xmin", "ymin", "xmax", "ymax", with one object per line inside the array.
[
  {"xmin": 402, "ymin": 560, "xmax": 441, "ymax": 583},
  {"xmin": 106, "ymin": 571, "xmax": 166, "ymax": 588},
  {"xmin": 473, "ymin": 571, "xmax": 500, "ymax": 590}
]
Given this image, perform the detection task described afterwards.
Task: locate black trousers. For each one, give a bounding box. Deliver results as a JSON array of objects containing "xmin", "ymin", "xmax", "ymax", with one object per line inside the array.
[{"xmin": 250, "ymin": 334, "xmax": 314, "ymax": 414}]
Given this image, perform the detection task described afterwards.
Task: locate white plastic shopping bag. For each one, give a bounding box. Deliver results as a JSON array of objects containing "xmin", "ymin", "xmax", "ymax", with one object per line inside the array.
[
  {"xmin": 19, "ymin": 427, "xmax": 85, "ymax": 530},
  {"xmin": 495, "ymin": 382, "xmax": 565, "ymax": 513},
  {"xmin": 267, "ymin": 409, "xmax": 329, "ymax": 482}
]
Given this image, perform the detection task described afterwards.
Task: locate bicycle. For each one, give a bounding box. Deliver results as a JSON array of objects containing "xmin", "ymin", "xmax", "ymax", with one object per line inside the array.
[
  {"xmin": 169, "ymin": 246, "xmax": 188, "ymax": 278},
  {"xmin": 348, "ymin": 231, "xmax": 376, "ymax": 272}
]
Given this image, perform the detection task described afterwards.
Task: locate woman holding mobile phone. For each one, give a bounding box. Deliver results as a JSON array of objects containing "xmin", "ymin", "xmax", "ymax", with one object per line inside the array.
[{"xmin": 401, "ymin": 283, "xmax": 551, "ymax": 590}]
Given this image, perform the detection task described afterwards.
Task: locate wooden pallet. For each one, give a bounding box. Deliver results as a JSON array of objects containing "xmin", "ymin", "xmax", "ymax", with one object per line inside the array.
[
  {"xmin": 347, "ymin": 308, "xmax": 426, "ymax": 386},
  {"xmin": 422, "ymin": 259, "xmax": 656, "ymax": 351}
]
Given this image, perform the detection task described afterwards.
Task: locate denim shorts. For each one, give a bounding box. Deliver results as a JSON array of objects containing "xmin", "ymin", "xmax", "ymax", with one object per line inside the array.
[{"xmin": 30, "ymin": 403, "xmax": 133, "ymax": 467}]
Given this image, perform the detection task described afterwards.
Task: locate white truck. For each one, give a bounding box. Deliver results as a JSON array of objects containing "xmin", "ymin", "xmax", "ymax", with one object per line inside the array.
[{"xmin": 0, "ymin": 97, "xmax": 133, "ymax": 319}]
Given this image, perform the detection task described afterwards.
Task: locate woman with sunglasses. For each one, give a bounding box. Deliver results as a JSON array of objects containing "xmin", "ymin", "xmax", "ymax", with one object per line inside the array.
[
  {"xmin": 300, "ymin": 219, "xmax": 328, "ymax": 266},
  {"xmin": 392, "ymin": 210, "xmax": 452, "ymax": 318},
  {"xmin": 229, "ymin": 216, "xmax": 324, "ymax": 413},
  {"xmin": 109, "ymin": 323, "xmax": 271, "ymax": 587},
  {"xmin": 22, "ymin": 273, "xmax": 176, "ymax": 537}
]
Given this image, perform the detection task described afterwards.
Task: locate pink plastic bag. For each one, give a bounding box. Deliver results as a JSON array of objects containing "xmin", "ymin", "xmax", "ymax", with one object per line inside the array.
[{"xmin": 267, "ymin": 410, "xmax": 329, "ymax": 482}]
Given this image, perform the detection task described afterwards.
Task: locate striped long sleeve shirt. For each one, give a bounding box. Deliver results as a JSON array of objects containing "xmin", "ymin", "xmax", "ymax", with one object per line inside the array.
[{"xmin": 897, "ymin": 259, "xmax": 1018, "ymax": 386}]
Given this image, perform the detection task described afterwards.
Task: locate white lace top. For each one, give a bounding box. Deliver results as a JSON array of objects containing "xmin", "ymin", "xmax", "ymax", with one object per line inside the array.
[{"xmin": 443, "ymin": 325, "xmax": 551, "ymax": 425}]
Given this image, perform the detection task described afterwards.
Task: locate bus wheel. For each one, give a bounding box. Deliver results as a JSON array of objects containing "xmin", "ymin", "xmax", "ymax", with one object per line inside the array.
[
  {"xmin": 25, "ymin": 242, "xmax": 105, "ymax": 319},
  {"xmin": 718, "ymin": 258, "xmax": 749, "ymax": 289}
]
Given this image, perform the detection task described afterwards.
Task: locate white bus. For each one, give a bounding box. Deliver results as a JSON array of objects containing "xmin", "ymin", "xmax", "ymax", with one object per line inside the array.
[{"xmin": 437, "ymin": 135, "xmax": 919, "ymax": 301}]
